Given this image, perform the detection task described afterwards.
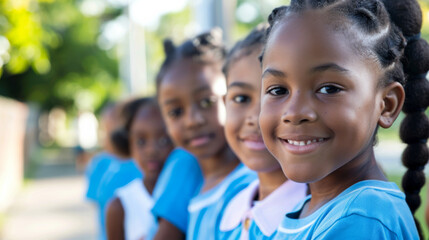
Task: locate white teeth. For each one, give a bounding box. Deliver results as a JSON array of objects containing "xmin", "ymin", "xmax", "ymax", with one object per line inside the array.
[{"xmin": 287, "ymin": 138, "xmax": 324, "ymax": 146}]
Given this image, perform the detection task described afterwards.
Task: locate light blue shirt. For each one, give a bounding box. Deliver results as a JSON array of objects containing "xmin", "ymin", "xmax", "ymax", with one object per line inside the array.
[
  {"xmin": 96, "ymin": 158, "xmax": 142, "ymax": 240},
  {"xmin": 151, "ymin": 148, "xmax": 203, "ymax": 233},
  {"xmin": 273, "ymin": 180, "xmax": 418, "ymax": 240},
  {"xmin": 187, "ymin": 163, "xmax": 257, "ymax": 240},
  {"xmin": 85, "ymin": 152, "xmax": 115, "ymax": 201}
]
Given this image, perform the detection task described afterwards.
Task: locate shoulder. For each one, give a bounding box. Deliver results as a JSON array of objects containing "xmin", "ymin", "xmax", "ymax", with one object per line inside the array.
[
  {"xmin": 314, "ymin": 214, "xmax": 399, "ymax": 240},
  {"xmin": 316, "ymin": 181, "xmax": 417, "ymax": 239}
]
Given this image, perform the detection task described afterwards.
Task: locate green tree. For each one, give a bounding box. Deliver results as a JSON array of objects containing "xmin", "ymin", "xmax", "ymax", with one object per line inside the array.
[{"xmin": 0, "ymin": 0, "xmax": 123, "ymax": 113}]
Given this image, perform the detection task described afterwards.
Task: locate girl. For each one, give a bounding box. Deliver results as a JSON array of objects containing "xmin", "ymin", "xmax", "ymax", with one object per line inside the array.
[
  {"xmin": 156, "ymin": 29, "xmax": 256, "ymax": 240},
  {"xmin": 259, "ymin": 0, "xmax": 427, "ymax": 239},
  {"xmin": 106, "ymin": 97, "xmax": 173, "ymax": 240},
  {"xmin": 86, "ymin": 101, "xmax": 143, "ymax": 240},
  {"xmin": 219, "ymin": 24, "xmax": 307, "ymax": 240}
]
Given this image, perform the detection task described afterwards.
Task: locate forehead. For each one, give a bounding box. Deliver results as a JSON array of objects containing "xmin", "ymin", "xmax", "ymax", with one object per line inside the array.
[
  {"xmin": 160, "ymin": 59, "xmax": 226, "ymax": 97},
  {"xmin": 265, "ymin": 11, "xmax": 378, "ymax": 70},
  {"xmin": 227, "ymin": 50, "xmax": 262, "ymax": 88}
]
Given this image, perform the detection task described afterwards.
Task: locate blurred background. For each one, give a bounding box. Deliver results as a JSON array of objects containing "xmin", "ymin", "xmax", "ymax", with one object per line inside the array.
[{"xmin": 0, "ymin": 0, "xmax": 428, "ymax": 239}]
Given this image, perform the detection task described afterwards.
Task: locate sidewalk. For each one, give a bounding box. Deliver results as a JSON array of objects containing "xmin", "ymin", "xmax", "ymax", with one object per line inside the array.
[{"xmin": 1, "ymin": 161, "xmax": 97, "ymax": 240}]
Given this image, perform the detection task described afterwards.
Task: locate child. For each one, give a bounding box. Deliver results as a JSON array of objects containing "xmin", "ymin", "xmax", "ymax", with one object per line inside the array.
[
  {"xmin": 85, "ymin": 102, "xmax": 142, "ymax": 240},
  {"xmin": 258, "ymin": 0, "xmax": 428, "ymax": 239},
  {"xmin": 156, "ymin": 29, "xmax": 256, "ymax": 240},
  {"xmin": 219, "ymin": 24, "xmax": 307, "ymax": 240},
  {"xmin": 105, "ymin": 97, "xmax": 173, "ymax": 240}
]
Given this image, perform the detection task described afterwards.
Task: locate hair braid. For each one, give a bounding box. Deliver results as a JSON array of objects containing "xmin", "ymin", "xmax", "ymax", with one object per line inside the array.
[
  {"xmin": 381, "ymin": 0, "xmax": 429, "ymax": 237},
  {"xmin": 155, "ymin": 29, "xmax": 226, "ymax": 94}
]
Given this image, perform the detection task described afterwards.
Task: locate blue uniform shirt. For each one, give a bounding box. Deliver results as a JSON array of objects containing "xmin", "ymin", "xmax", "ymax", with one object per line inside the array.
[
  {"xmin": 273, "ymin": 180, "xmax": 418, "ymax": 240},
  {"xmin": 96, "ymin": 158, "xmax": 142, "ymax": 240},
  {"xmin": 187, "ymin": 163, "xmax": 257, "ymax": 240},
  {"xmin": 151, "ymin": 148, "xmax": 203, "ymax": 233},
  {"xmin": 85, "ymin": 152, "xmax": 115, "ymax": 201}
]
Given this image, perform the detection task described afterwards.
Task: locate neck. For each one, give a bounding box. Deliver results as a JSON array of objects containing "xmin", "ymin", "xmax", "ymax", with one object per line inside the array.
[
  {"xmin": 143, "ymin": 176, "xmax": 158, "ymax": 195},
  {"xmin": 257, "ymin": 167, "xmax": 287, "ymax": 201},
  {"xmin": 198, "ymin": 145, "xmax": 240, "ymax": 192},
  {"xmin": 302, "ymin": 147, "xmax": 386, "ymax": 218}
]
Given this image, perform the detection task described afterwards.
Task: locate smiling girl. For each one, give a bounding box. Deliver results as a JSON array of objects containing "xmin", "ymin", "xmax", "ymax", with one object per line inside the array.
[{"xmin": 259, "ymin": 0, "xmax": 427, "ymax": 239}]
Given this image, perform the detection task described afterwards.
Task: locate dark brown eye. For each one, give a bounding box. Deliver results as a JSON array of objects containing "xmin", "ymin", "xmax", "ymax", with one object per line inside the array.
[
  {"xmin": 318, "ymin": 85, "xmax": 341, "ymax": 94},
  {"xmin": 268, "ymin": 86, "xmax": 288, "ymax": 96}
]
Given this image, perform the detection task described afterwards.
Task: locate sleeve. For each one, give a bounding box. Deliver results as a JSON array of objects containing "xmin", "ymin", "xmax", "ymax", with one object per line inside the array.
[
  {"xmin": 151, "ymin": 148, "xmax": 203, "ymax": 233},
  {"xmin": 314, "ymin": 214, "xmax": 399, "ymax": 240},
  {"xmin": 85, "ymin": 154, "xmax": 110, "ymax": 201}
]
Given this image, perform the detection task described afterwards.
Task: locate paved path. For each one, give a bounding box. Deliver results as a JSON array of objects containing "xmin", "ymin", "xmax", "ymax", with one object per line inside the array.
[{"xmin": 1, "ymin": 162, "xmax": 97, "ymax": 240}]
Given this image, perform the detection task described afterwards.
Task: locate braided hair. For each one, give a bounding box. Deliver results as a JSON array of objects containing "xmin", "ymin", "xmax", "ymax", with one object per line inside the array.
[
  {"xmin": 261, "ymin": 0, "xmax": 429, "ymax": 238},
  {"xmin": 223, "ymin": 23, "xmax": 268, "ymax": 77},
  {"xmin": 155, "ymin": 28, "xmax": 226, "ymax": 92},
  {"xmin": 111, "ymin": 97, "xmax": 157, "ymax": 157}
]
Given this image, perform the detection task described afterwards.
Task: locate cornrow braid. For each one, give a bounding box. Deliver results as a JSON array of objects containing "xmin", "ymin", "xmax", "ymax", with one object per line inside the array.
[
  {"xmin": 156, "ymin": 28, "xmax": 226, "ymax": 93},
  {"xmin": 262, "ymin": 0, "xmax": 429, "ymax": 237}
]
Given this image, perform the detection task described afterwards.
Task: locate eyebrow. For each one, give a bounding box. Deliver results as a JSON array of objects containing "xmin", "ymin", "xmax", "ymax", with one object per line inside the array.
[
  {"xmin": 227, "ymin": 82, "xmax": 254, "ymax": 90},
  {"xmin": 193, "ymin": 85, "xmax": 211, "ymax": 95},
  {"xmin": 163, "ymin": 85, "xmax": 212, "ymax": 106},
  {"xmin": 310, "ymin": 63, "xmax": 349, "ymax": 74},
  {"xmin": 163, "ymin": 98, "xmax": 179, "ymax": 106},
  {"xmin": 262, "ymin": 68, "xmax": 286, "ymax": 80}
]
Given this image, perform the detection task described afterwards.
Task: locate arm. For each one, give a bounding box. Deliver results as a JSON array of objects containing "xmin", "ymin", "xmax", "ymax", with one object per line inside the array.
[
  {"xmin": 106, "ymin": 198, "xmax": 125, "ymax": 240},
  {"xmin": 152, "ymin": 218, "xmax": 185, "ymax": 240}
]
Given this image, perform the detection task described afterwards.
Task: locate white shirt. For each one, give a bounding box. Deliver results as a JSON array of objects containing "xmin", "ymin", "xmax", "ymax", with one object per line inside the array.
[{"xmin": 116, "ymin": 179, "xmax": 156, "ymax": 240}]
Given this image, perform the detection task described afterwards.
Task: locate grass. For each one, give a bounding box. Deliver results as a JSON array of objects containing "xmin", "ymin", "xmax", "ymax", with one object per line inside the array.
[{"xmin": 387, "ymin": 173, "xmax": 428, "ymax": 238}]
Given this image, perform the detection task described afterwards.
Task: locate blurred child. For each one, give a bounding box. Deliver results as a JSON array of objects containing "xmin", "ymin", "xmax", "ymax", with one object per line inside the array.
[
  {"xmin": 85, "ymin": 101, "xmax": 142, "ymax": 240},
  {"xmin": 106, "ymin": 97, "xmax": 173, "ymax": 240},
  {"xmin": 219, "ymin": 24, "xmax": 307, "ymax": 240},
  {"xmin": 156, "ymin": 29, "xmax": 256, "ymax": 240},
  {"xmin": 258, "ymin": 1, "xmax": 426, "ymax": 238},
  {"xmin": 150, "ymin": 148, "xmax": 202, "ymax": 240}
]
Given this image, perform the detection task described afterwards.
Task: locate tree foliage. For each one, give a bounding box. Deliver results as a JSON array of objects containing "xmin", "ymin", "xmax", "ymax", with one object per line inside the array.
[{"xmin": 0, "ymin": 0, "xmax": 123, "ymax": 113}]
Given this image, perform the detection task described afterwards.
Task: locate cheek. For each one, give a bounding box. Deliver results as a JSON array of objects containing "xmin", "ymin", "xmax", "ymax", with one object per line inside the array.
[
  {"xmin": 259, "ymin": 100, "xmax": 280, "ymax": 141},
  {"xmin": 224, "ymin": 110, "xmax": 242, "ymax": 145},
  {"xmin": 164, "ymin": 119, "xmax": 184, "ymax": 146}
]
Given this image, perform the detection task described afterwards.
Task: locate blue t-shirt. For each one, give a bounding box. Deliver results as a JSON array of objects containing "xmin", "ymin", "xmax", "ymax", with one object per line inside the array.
[
  {"xmin": 187, "ymin": 163, "xmax": 257, "ymax": 240},
  {"xmin": 273, "ymin": 180, "xmax": 418, "ymax": 240},
  {"xmin": 151, "ymin": 148, "xmax": 203, "ymax": 233},
  {"xmin": 96, "ymin": 158, "xmax": 142, "ymax": 240},
  {"xmin": 85, "ymin": 152, "xmax": 115, "ymax": 201}
]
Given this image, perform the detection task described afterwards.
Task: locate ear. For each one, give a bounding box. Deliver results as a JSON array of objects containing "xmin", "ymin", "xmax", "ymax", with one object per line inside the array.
[{"xmin": 378, "ymin": 82, "xmax": 405, "ymax": 128}]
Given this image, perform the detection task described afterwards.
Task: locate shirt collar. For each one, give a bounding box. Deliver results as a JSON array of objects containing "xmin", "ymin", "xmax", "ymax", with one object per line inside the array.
[
  {"xmin": 219, "ymin": 180, "xmax": 259, "ymax": 231},
  {"xmin": 252, "ymin": 180, "xmax": 307, "ymax": 236}
]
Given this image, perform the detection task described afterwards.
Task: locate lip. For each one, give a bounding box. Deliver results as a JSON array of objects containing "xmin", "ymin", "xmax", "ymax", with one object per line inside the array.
[
  {"xmin": 187, "ymin": 133, "xmax": 215, "ymax": 148},
  {"xmin": 145, "ymin": 160, "xmax": 163, "ymax": 171},
  {"xmin": 240, "ymin": 134, "xmax": 267, "ymax": 151},
  {"xmin": 279, "ymin": 135, "xmax": 329, "ymax": 155}
]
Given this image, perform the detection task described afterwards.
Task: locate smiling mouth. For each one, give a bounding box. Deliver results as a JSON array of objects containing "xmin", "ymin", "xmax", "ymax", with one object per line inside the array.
[
  {"xmin": 284, "ymin": 138, "xmax": 326, "ymax": 146},
  {"xmin": 188, "ymin": 133, "xmax": 214, "ymax": 147},
  {"xmin": 279, "ymin": 137, "xmax": 328, "ymax": 154}
]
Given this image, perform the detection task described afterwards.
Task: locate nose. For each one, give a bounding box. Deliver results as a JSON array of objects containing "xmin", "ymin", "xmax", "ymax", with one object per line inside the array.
[
  {"xmin": 245, "ymin": 102, "xmax": 261, "ymax": 126},
  {"xmin": 185, "ymin": 104, "xmax": 205, "ymax": 129},
  {"xmin": 281, "ymin": 91, "xmax": 317, "ymax": 125}
]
